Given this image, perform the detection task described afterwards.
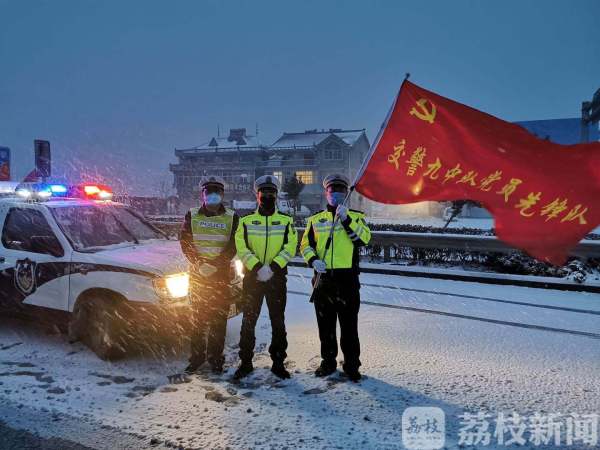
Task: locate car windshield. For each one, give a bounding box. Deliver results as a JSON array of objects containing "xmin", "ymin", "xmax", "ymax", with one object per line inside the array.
[{"xmin": 51, "ymin": 205, "xmax": 165, "ymax": 251}]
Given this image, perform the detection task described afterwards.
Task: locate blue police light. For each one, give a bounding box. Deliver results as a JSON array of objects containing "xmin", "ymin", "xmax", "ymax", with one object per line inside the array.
[
  {"xmin": 49, "ymin": 184, "xmax": 68, "ymax": 196},
  {"xmin": 15, "ymin": 182, "xmax": 68, "ymax": 200}
]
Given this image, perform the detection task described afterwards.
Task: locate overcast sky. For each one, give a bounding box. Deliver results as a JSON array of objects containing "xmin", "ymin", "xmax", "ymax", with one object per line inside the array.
[{"xmin": 1, "ymin": 0, "xmax": 598, "ymax": 194}]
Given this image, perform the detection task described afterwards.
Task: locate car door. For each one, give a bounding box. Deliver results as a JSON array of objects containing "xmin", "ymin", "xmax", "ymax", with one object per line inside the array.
[{"xmin": 0, "ymin": 204, "xmax": 72, "ymax": 312}]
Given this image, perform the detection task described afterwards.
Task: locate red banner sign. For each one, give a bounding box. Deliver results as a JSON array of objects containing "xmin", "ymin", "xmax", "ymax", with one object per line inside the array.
[{"xmin": 355, "ymin": 81, "xmax": 600, "ymax": 265}]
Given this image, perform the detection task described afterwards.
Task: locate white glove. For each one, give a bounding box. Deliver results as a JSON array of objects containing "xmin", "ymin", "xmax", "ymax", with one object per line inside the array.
[
  {"xmin": 312, "ymin": 259, "xmax": 327, "ymax": 274},
  {"xmin": 197, "ymin": 263, "xmax": 218, "ymax": 277},
  {"xmin": 336, "ymin": 204, "xmax": 348, "ymax": 221},
  {"xmin": 256, "ymin": 265, "xmax": 274, "ymax": 282}
]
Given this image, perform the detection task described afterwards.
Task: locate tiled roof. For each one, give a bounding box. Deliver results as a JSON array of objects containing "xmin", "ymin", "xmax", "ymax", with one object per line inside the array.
[
  {"xmin": 271, "ymin": 129, "xmax": 365, "ymax": 148},
  {"xmin": 177, "ymin": 129, "xmax": 265, "ymax": 153}
]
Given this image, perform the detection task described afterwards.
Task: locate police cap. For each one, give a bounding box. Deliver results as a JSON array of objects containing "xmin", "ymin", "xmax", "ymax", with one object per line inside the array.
[
  {"xmin": 199, "ymin": 176, "xmax": 226, "ymax": 190},
  {"xmin": 254, "ymin": 175, "xmax": 280, "ymax": 192},
  {"xmin": 322, "ymin": 173, "xmax": 350, "ymax": 189}
]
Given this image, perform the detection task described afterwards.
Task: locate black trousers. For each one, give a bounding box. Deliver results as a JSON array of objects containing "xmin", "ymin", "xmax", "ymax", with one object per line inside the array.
[
  {"xmin": 238, "ymin": 274, "xmax": 288, "ymax": 364},
  {"xmin": 189, "ymin": 275, "xmax": 230, "ymax": 367},
  {"xmin": 312, "ymin": 273, "xmax": 361, "ymax": 371}
]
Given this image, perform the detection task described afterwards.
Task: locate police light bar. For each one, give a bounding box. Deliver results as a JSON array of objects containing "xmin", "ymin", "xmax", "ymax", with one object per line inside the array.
[
  {"xmin": 12, "ymin": 182, "xmax": 113, "ymax": 201},
  {"xmin": 15, "ymin": 182, "xmax": 68, "ymax": 200},
  {"xmin": 78, "ymin": 184, "xmax": 113, "ymax": 200}
]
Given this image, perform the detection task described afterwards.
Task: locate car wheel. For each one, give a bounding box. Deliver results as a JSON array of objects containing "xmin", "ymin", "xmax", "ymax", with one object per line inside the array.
[{"xmin": 69, "ymin": 296, "xmax": 127, "ymax": 360}]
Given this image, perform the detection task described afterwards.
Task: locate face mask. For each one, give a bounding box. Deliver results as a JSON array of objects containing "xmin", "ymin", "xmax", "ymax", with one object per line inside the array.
[
  {"xmin": 204, "ymin": 193, "xmax": 222, "ymax": 206},
  {"xmin": 327, "ymin": 192, "xmax": 346, "ymax": 207},
  {"xmin": 258, "ymin": 193, "xmax": 276, "ymax": 210}
]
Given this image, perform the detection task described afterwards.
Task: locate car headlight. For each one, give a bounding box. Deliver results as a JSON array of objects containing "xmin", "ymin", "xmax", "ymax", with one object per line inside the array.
[{"xmin": 153, "ymin": 272, "xmax": 189, "ymax": 299}]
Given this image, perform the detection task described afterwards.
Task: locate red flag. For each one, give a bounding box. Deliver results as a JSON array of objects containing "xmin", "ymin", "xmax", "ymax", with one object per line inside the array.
[{"xmin": 355, "ymin": 80, "xmax": 600, "ymax": 265}]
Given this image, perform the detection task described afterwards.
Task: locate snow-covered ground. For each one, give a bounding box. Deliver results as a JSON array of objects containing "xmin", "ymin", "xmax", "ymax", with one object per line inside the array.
[{"xmin": 1, "ymin": 268, "xmax": 599, "ymax": 449}]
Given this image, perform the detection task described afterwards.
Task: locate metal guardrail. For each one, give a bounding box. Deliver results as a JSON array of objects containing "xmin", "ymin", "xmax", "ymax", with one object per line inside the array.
[
  {"xmin": 147, "ymin": 217, "xmax": 600, "ymax": 261},
  {"xmin": 368, "ymin": 231, "xmax": 600, "ymax": 261}
]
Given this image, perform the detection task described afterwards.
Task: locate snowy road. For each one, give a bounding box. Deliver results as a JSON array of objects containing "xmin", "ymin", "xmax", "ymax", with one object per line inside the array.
[{"xmin": 1, "ymin": 268, "xmax": 599, "ymax": 449}]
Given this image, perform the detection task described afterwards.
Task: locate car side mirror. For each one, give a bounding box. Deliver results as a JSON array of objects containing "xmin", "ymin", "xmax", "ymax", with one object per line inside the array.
[{"xmin": 30, "ymin": 235, "xmax": 64, "ymax": 257}]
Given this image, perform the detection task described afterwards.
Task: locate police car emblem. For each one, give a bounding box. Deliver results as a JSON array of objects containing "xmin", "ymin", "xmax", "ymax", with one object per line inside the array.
[{"xmin": 14, "ymin": 258, "xmax": 37, "ymax": 296}]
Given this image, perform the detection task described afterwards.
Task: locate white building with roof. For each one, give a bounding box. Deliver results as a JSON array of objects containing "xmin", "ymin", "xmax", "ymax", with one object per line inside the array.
[{"xmin": 170, "ymin": 127, "xmax": 371, "ymax": 214}]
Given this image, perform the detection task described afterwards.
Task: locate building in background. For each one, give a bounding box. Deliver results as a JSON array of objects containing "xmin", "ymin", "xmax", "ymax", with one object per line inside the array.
[
  {"xmin": 170, "ymin": 127, "xmax": 371, "ymax": 213},
  {"xmin": 516, "ymin": 118, "xmax": 599, "ymax": 145},
  {"xmin": 170, "ymin": 128, "xmax": 265, "ymax": 211},
  {"xmin": 269, "ymin": 128, "xmax": 370, "ymax": 212},
  {"xmin": 170, "ymin": 109, "xmax": 600, "ymax": 219},
  {"xmin": 581, "ymin": 87, "xmax": 600, "ymax": 143}
]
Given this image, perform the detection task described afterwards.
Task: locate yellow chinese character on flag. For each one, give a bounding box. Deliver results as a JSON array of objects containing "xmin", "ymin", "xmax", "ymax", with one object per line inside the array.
[
  {"xmin": 456, "ymin": 170, "xmax": 478, "ymax": 186},
  {"xmin": 515, "ymin": 192, "xmax": 541, "ymax": 217},
  {"xmin": 479, "ymin": 170, "xmax": 502, "ymax": 192},
  {"xmin": 540, "ymin": 198, "xmax": 568, "ymax": 222},
  {"xmin": 387, "ymin": 140, "xmax": 406, "ymax": 170},
  {"xmin": 497, "ymin": 178, "xmax": 523, "ymax": 202},
  {"xmin": 406, "ymin": 146, "xmax": 427, "ymax": 176},
  {"xmin": 443, "ymin": 164, "xmax": 462, "ymax": 184},
  {"xmin": 423, "ymin": 157, "xmax": 442, "ymax": 180},
  {"xmin": 560, "ymin": 204, "xmax": 588, "ymax": 225}
]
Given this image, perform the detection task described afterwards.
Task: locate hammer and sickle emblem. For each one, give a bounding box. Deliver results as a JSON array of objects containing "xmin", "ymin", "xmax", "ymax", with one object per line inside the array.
[{"xmin": 409, "ymin": 98, "xmax": 436, "ymax": 124}]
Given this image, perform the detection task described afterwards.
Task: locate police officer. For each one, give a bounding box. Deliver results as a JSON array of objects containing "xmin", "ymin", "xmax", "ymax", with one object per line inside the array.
[
  {"xmin": 234, "ymin": 175, "xmax": 298, "ymax": 380},
  {"xmin": 300, "ymin": 174, "xmax": 371, "ymax": 382},
  {"xmin": 180, "ymin": 176, "xmax": 239, "ymax": 374}
]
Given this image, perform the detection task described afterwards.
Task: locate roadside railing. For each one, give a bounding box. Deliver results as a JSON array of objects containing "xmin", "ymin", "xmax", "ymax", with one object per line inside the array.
[
  {"xmin": 147, "ymin": 215, "xmax": 600, "ymax": 262},
  {"xmin": 367, "ymin": 231, "xmax": 600, "ymax": 261}
]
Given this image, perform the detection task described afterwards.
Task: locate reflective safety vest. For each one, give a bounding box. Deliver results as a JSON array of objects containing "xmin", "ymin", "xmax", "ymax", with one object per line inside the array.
[
  {"xmin": 190, "ymin": 207, "xmax": 235, "ymax": 259},
  {"xmin": 300, "ymin": 209, "xmax": 371, "ymax": 270},
  {"xmin": 235, "ymin": 210, "xmax": 297, "ymax": 271}
]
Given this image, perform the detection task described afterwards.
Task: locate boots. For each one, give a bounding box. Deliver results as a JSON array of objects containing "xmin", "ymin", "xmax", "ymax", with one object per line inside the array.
[
  {"xmin": 233, "ymin": 361, "xmax": 254, "ymax": 380},
  {"xmin": 315, "ymin": 360, "xmax": 337, "ymax": 377},
  {"xmin": 344, "ymin": 367, "xmax": 362, "ymax": 382},
  {"xmin": 271, "ymin": 361, "xmax": 291, "ymax": 379},
  {"xmin": 209, "ymin": 356, "xmax": 225, "ymax": 374},
  {"xmin": 184, "ymin": 358, "xmax": 205, "ymax": 374}
]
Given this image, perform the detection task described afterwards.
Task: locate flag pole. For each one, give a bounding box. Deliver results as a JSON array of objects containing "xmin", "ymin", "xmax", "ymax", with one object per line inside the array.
[{"xmin": 309, "ymin": 76, "xmax": 409, "ymax": 297}]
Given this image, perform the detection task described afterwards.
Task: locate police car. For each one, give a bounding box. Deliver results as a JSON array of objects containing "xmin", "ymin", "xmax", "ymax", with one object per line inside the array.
[{"xmin": 0, "ymin": 182, "xmax": 196, "ymax": 360}]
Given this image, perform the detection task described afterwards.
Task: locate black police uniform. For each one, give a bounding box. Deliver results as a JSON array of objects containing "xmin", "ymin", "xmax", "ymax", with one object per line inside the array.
[{"xmin": 180, "ymin": 204, "xmax": 239, "ymax": 369}]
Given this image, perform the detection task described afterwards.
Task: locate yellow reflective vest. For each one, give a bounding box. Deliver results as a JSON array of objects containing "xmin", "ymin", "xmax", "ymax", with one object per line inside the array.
[
  {"xmin": 190, "ymin": 207, "xmax": 235, "ymax": 259},
  {"xmin": 235, "ymin": 209, "xmax": 298, "ymax": 271},
  {"xmin": 300, "ymin": 209, "xmax": 371, "ymax": 270}
]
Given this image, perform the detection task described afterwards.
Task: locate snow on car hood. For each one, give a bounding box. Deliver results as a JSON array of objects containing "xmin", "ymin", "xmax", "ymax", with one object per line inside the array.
[{"xmin": 90, "ymin": 239, "xmax": 188, "ymax": 276}]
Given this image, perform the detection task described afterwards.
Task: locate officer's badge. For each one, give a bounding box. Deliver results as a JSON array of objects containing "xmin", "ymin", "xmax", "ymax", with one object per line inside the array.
[
  {"xmin": 252, "ymin": 220, "xmax": 261, "ymax": 225},
  {"xmin": 319, "ymin": 218, "xmax": 328, "ymax": 223},
  {"xmin": 272, "ymin": 221, "xmax": 281, "ymax": 225},
  {"xmin": 15, "ymin": 258, "xmax": 37, "ymax": 296}
]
